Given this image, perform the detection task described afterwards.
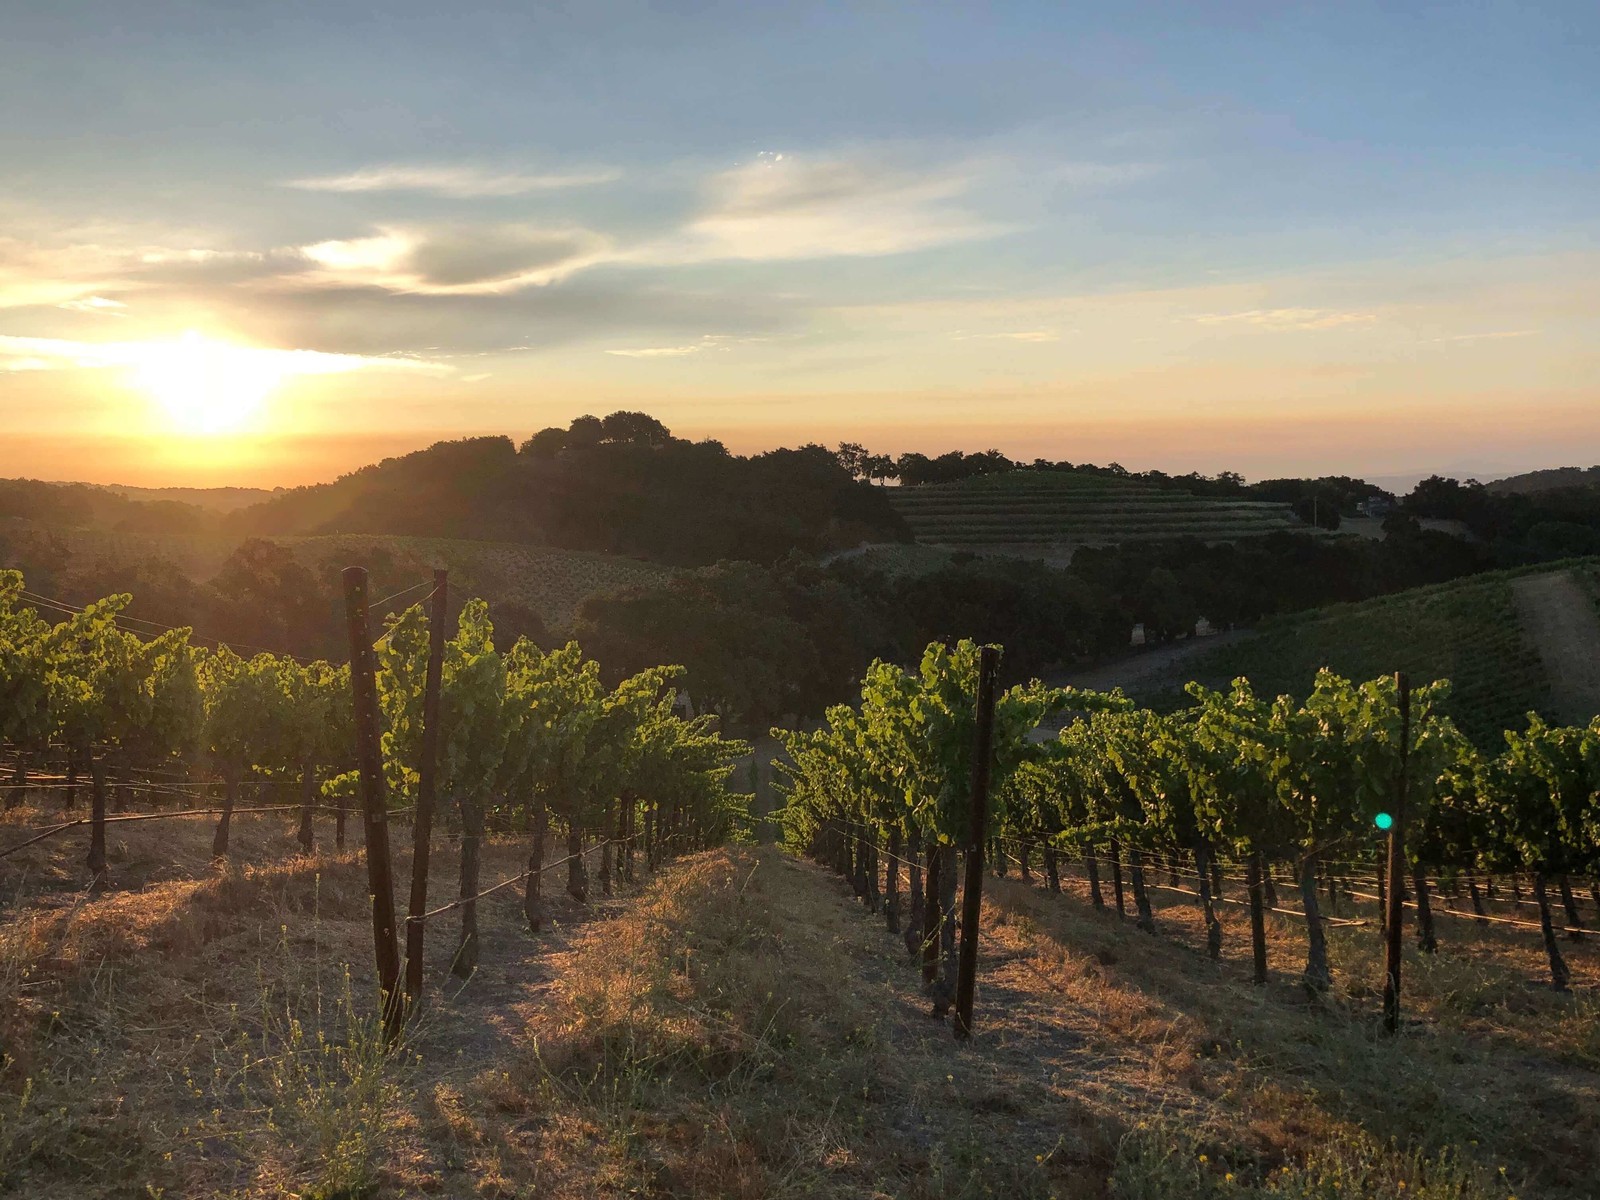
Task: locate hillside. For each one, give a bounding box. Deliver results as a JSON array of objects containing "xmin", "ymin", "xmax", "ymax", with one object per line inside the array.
[
  {"xmin": 222, "ymin": 424, "xmax": 906, "ymax": 567},
  {"xmin": 43, "ymin": 527, "xmax": 671, "ymax": 630},
  {"xmin": 1153, "ymin": 560, "xmax": 1600, "ymax": 746},
  {"xmin": 1486, "ymin": 465, "xmax": 1600, "ymax": 495},
  {"xmin": 888, "ymin": 470, "xmax": 1309, "ymax": 549},
  {"xmin": 95, "ymin": 483, "xmax": 278, "ymax": 512}
]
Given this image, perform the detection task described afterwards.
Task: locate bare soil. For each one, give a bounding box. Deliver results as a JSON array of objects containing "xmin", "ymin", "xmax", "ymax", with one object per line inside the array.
[{"xmin": 1511, "ymin": 569, "xmax": 1600, "ymax": 723}]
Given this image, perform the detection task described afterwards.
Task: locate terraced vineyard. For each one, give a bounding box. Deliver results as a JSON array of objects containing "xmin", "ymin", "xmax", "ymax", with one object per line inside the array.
[
  {"xmin": 887, "ymin": 470, "xmax": 1308, "ymax": 548},
  {"xmin": 1162, "ymin": 563, "xmax": 1600, "ymax": 747}
]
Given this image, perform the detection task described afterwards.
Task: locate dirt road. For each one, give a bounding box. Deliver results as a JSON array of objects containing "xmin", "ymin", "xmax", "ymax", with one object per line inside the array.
[
  {"xmin": 1511, "ymin": 569, "xmax": 1600, "ymax": 724},
  {"xmin": 1045, "ymin": 628, "xmax": 1256, "ymax": 696}
]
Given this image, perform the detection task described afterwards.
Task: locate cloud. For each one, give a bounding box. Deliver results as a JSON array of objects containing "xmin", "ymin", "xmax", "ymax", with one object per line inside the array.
[
  {"xmin": 137, "ymin": 247, "xmax": 267, "ymax": 266},
  {"xmin": 0, "ymin": 332, "xmax": 451, "ymax": 377},
  {"xmin": 0, "ymin": 233, "xmax": 285, "ymax": 309},
  {"xmin": 1192, "ymin": 308, "xmax": 1377, "ymax": 330},
  {"xmin": 1421, "ymin": 329, "xmax": 1538, "ymax": 343},
  {"xmin": 293, "ymin": 225, "xmax": 613, "ymax": 294},
  {"xmin": 605, "ymin": 344, "xmax": 705, "ymax": 358},
  {"xmin": 657, "ymin": 151, "xmax": 1007, "ymax": 263},
  {"xmin": 0, "ymin": 236, "xmax": 133, "ymax": 309},
  {"xmin": 604, "ymin": 333, "xmax": 768, "ymax": 358},
  {"xmin": 56, "ymin": 295, "xmax": 127, "ymax": 316},
  {"xmin": 285, "ymin": 164, "xmax": 622, "ymax": 198},
  {"xmin": 175, "ymin": 272, "xmax": 802, "ymax": 360},
  {"xmin": 300, "ymin": 232, "xmax": 413, "ymax": 274},
  {"xmin": 952, "ymin": 329, "xmax": 1063, "ymax": 342}
]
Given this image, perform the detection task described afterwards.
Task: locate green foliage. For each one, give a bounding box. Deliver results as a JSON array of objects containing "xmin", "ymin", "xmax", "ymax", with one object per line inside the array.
[
  {"xmin": 0, "ymin": 569, "xmax": 748, "ymax": 850},
  {"xmin": 1109, "ymin": 1123, "xmax": 1514, "ymax": 1200},
  {"xmin": 1176, "ymin": 568, "xmax": 1558, "ymax": 748}
]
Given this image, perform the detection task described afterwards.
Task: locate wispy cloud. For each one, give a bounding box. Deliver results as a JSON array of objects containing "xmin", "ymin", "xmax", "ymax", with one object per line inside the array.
[
  {"xmin": 56, "ymin": 295, "xmax": 127, "ymax": 316},
  {"xmin": 1192, "ymin": 308, "xmax": 1377, "ymax": 330},
  {"xmin": 1421, "ymin": 329, "xmax": 1538, "ymax": 343},
  {"xmin": 605, "ymin": 344, "xmax": 705, "ymax": 358},
  {"xmin": 293, "ymin": 224, "xmax": 613, "ymax": 294},
  {"xmin": 656, "ymin": 151, "xmax": 1007, "ymax": 263},
  {"xmin": 137, "ymin": 247, "xmax": 266, "ymax": 266},
  {"xmin": 285, "ymin": 164, "xmax": 622, "ymax": 198},
  {"xmin": 0, "ymin": 333, "xmax": 451, "ymax": 377},
  {"xmin": 604, "ymin": 333, "xmax": 763, "ymax": 358},
  {"xmin": 952, "ymin": 329, "xmax": 1064, "ymax": 342}
]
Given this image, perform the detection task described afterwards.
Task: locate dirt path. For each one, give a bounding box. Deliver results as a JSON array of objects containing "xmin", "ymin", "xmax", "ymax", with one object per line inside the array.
[
  {"xmin": 1511, "ymin": 569, "xmax": 1600, "ymax": 723},
  {"xmin": 1045, "ymin": 629, "xmax": 1255, "ymax": 696}
]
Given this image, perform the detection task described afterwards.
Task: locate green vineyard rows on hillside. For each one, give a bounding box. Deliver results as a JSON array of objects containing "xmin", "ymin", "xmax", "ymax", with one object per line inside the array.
[
  {"xmin": 887, "ymin": 469, "xmax": 1307, "ymax": 547},
  {"xmin": 1170, "ymin": 569, "xmax": 1559, "ymax": 747}
]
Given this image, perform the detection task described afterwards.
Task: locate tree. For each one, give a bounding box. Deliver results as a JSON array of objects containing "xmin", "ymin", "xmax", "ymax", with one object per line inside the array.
[
  {"xmin": 566, "ymin": 415, "xmax": 605, "ymax": 448},
  {"xmin": 835, "ymin": 442, "xmax": 871, "ymax": 480},
  {"xmin": 600, "ymin": 410, "xmax": 672, "ymax": 447},
  {"xmin": 519, "ymin": 426, "xmax": 568, "ymax": 459}
]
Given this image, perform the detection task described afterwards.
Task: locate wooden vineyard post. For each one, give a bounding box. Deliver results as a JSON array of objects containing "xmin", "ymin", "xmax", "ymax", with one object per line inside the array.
[
  {"xmin": 297, "ymin": 762, "xmax": 316, "ymax": 854},
  {"xmin": 86, "ymin": 752, "xmax": 107, "ymax": 876},
  {"xmin": 343, "ymin": 566, "xmax": 404, "ymax": 1043},
  {"xmin": 954, "ymin": 644, "xmax": 1000, "ymax": 1041},
  {"xmin": 404, "ymin": 569, "xmax": 447, "ymax": 1014},
  {"xmin": 1382, "ymin": 671, "xmax": 1410, "ymax": 1035}
]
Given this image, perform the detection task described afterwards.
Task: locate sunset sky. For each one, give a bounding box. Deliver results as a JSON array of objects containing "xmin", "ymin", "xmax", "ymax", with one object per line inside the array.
[{"xmin": 2, "ymin": 2, "xmax": 1597, "ymax": 488}]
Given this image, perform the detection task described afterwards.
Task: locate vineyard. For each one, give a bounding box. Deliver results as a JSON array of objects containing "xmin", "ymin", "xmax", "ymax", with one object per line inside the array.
[
  {"xmin": 1163, "ymin": 563, "xmax": 1593, "ymax": 747},
  {"xmin": 4, "ymin": 564, "xmax": 1600, "ymax": 1197},
  {"xmin": 888, "ymin": 470, "xmax": 1309, "ymax": 549},
  {"xmin": 0, "ymin": 566, "xmax": 747, "ymax": 1196},
  {"xmin": 774, "ymin": 640, "xmax": 1600, "ymax": 1195}
]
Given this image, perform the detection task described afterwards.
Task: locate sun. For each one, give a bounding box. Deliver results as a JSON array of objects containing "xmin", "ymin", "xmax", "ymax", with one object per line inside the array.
[{"xmin": 130, "ymin": 330, "xmax": 287, "ymax": 434}]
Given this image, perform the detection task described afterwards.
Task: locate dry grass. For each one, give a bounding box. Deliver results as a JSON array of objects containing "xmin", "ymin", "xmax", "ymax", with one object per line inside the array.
[
  {"xmin": 3, "ymin": 821, "xmax": 1596, "ymax": 1198},
  {"xmin": 981, "ymin": 865, "xmax": 1599, "ymax": 1198},
  {"xmin": 0, "ymin": 802, "xmax": 597, "ymax": 1198}
]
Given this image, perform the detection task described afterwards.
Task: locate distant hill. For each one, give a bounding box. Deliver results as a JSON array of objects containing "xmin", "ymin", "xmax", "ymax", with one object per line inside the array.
[
  {"xmin": 31, "ymin": 525, "xmax": 670, "ymax": 630},
  {"xmin": 96, "ymin": 483, "xmax": 278, "ymax": 513},
  {"xmin": 0, "ymin": 477, "xmax": 217, "ymax": 533},
  {"xmin": 224, "ymin": 425, "xmax": 906, "ymax": 567},
  {"xmin": 1486, "ymin": 466, "xmax": 1600, "ymax": 495},
  {"xmin": 1151, "ymin": 560, "xmax": 1600, "ymax": 748},
  {"xmin": 887, "ymin": 469, "xmax": 1309, "ymax": 550}
]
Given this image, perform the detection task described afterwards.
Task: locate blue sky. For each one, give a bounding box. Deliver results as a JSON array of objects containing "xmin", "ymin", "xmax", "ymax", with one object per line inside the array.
[{"xmin": 2, "ymin": 1, "xmax": 1596, "ymax": 486}]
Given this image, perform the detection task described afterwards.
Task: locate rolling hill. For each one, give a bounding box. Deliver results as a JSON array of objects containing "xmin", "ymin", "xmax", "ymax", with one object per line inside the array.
[
  {"xmin": 1145, "ymin": 559, "xmax": 1600, "ymax": 747},
  {"xmin": 887, "ymin": 469, "xmax": 1310, "ymax": 549},
  {"xmin": 38, "ymin": 527, "xmax": 671, "ymax": 630},
  {"xmin": 1485, "ymin": 465, "xmax": 1600, "ymax": 495}
]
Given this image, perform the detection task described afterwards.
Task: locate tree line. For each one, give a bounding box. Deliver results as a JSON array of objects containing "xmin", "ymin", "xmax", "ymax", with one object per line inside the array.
[{"xmin": 575, "ymin": 524, "xmax": 1500, "ymax": 735}]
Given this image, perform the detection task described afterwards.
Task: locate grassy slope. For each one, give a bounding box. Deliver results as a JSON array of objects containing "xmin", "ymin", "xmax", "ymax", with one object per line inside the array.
[
  {"xmin": 889, "ymin": 471, "xmax": 1307, "ymax": 548},
  {"xmin": 8, "ymin": 818, "xmax": 1594, "ymax": 1199},
  {"xmin": 1155, "ymin": 563, "xmax": 1600, "ymax": 746},
  {"xmin": 48, "ymin": 528, "xmax": 670, "ymax": 628}
]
